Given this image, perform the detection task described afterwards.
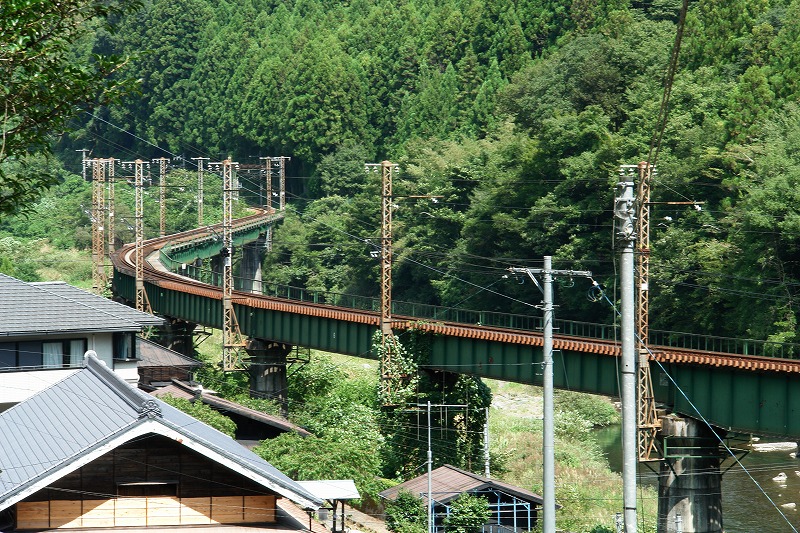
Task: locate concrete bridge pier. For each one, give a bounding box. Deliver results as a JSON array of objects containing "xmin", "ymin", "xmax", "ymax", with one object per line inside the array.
[
  {"xmin": 658, "ymin": 415, "xmax": 723, "ymax": 533},
  {"xmin": 210, "ymin": 255, "xmax": 223, "ymax": 287},
  {"xmin": 246, "ymin": 338, "xmax": 291, "ymax": 416},
  {"xmin": 240, "ymin": 234, "xmax": 266, "ymax": 294},
  {"xmin": 157, "ymin": 318, "xmax": 198, "ymax": 357}
]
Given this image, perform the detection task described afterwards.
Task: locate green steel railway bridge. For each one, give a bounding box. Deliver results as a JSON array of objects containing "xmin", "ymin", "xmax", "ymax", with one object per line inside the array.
[{"xmin": 111, "ymin": 208, "xmax": 800, "ymax": 533}]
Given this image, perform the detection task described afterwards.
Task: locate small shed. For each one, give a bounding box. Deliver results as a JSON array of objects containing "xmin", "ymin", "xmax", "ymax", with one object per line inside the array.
[
  {"xmin": 380, "ymin": 465, "xmax": 545, "ymax": 533},
  {"xmin": 298, "ymin": 480, "xmax": 360, "ymax": 533}
]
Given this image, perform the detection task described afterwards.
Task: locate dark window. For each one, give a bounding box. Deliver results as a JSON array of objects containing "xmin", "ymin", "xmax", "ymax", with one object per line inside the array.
[
  {"xmin": 113, "ymin": 332, "xmax": 136, "ymax": 360},
  {"xmin": 17, "ymin": 341, "xmax": 42, "ymax": 367},
  {"xmin": 0, "ymin": 343, "xmax": 15, "ymax": 368}
]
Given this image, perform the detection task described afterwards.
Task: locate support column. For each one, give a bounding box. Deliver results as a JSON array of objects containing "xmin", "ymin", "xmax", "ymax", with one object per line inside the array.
[
  {"xmin": 246, "ymin": 338, "xmax": 291, "ymax": 416},
  {"xmin": 157, "ymin": 319, "xmax": 198, "ymax": 357},
  {"xmin": 240, "ymin": 234, "xmax": 266, "ymax": 294},
  {"xmin": 211, "ymin": 255, "xmax": 223, "ymax": 287},
  {"xmin": 658, "ymin": 416, "xmax": 723, "ymax": 533}
]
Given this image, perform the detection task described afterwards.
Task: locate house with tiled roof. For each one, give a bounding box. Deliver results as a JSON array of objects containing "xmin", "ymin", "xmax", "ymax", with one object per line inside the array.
[
  {"xmin": 380, "ymin": 464, "xmax": 545, "ymax": 533},
  {"xmin": 0, "ymin": 354, "xmax": 323, "ymax": 530},
  {"xmin": 0, "ymin": 274, "xmax": 164, "ymax": 409}
]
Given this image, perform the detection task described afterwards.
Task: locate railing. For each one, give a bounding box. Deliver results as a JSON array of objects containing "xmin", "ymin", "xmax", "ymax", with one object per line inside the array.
[{"xmin": 169, "ymin": 264, "xmax": 800, "ymax": 360}]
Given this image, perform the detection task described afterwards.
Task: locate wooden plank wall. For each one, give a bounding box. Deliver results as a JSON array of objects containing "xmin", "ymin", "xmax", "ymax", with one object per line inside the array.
[{"xmin": 17, "ymin": 495, "xmax": 276, "ymax": 529}]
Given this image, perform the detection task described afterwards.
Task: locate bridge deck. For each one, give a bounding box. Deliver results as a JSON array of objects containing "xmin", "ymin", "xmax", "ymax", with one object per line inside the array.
[{"xmin": 110, "ymin": 214, "xmax": 800, "ymax": 439}]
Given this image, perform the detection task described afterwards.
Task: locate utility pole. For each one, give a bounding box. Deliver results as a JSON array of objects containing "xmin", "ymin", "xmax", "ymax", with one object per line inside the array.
[
  {"xmin": 277, "ymin": 156, "xmax": 289, "ymax": 210},
  {"xmin": 122, "ymin": 159, "xmax": 152, "ymax": 313},
  {"xmin": 614, "ymin": 178, "xmax": 638, "ymax": 533},
  {"xmin": 153, "ymin": 157, "xmax": 170, "ymax": 237},
  {"xmin": 191, "ymin": 157, "xmax": 208, "ymax": 226},
  {"xmin": 259, "ymin": 157, "xmax": 273, "ymax": 212},
  {"xmin": 484, "ymin": 406, "xmax": 490, "ymax": 478},
  {"xmin": 210, "ymin": 159, "xmax": 246, "ymax": 370},
  {"xmin": 106, "ymin": 158, "xmax": 116, "ymax": 256},
  {"xmin": 366, "ymin": 161, "xmax": 398, "ymax": 403},
  {"xmin": 367, "ymin": 161, "xmax": 442, "ymax": 405},
  {"xmin": 77, "ymin": 149, "xmax": 90, "ymax": 181},
  {"xmin": 416, "ymin": 401, "xmax": 469, "ymax": 533},
  {"xmin": 509, "ymin": 260, "xmax": 592, "ymax": 533},
  {"xmin": 91, "ymin": 159, "xmax": 106, "ymax": 294}
]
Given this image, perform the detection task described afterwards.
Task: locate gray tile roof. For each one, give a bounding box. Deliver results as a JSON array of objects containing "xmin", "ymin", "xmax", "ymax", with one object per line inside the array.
[
  {"xmin": 137, "ymin": 337, "xmax": 203, "ymax": 368},
  {"xmin": 0, "ymin": 354, "xmax": 322, "ymax": 511},
  {"xmin": 0, "ymin": 274, "xmax": 164, "ymax": 337}
]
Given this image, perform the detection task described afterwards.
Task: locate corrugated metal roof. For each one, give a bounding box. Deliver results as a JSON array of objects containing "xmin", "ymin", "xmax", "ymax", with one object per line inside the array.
[
  {"xmin": 137, "ymin": 337, "xmax": 203, "ymax": 368},
  {"xmin": 379, "ymin": 464, "xmax": 544, "ymax": 506},
  {"xmin": 0, "ymin": 274, "xmax": 162, "ymax": 336},
  {"xmin": 0, "ymin": 355, "xmax": 322, "ymax": 510}
]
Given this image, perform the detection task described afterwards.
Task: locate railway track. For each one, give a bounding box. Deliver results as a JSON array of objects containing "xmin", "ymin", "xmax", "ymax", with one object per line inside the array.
[{"xmin": 111, "ymin": 211, "xmax": 800, "ymax": 375}]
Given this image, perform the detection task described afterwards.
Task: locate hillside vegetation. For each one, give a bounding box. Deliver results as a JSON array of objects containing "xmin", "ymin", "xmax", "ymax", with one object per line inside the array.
[{"xmin": 38, "ymin": 0, "xmax": 800, "ymax": 346}]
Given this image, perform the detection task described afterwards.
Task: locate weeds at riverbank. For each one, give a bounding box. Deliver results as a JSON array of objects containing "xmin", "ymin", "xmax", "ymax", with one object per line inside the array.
[{"xmin": 486, "ymin": 380, "xmax": 657, "ymax": 533}]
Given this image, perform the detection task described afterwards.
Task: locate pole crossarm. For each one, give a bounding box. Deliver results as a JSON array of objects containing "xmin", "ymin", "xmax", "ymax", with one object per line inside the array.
[{"xmin": 508, "ymin": 261, "xmax": 592, "ymax": 533}]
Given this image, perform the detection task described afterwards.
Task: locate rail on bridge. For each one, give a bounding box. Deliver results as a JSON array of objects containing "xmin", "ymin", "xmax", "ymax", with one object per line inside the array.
[{"xmin": 111, "ymin": 213, "xmax": 800, "ymax": 440}]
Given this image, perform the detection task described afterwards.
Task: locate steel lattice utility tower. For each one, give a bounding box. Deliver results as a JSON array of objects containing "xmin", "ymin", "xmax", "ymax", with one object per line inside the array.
[
  {"xmin": 91, "ymin": 159, "xmax": 106, "ymax": 294},
  {"xmin": 154, "ymin": 157, "xmax": 170, "ymax": 237},
  {"xmin": 106, "ymin": 158, "xmax": 116, "ymax": 257},
  {"xmin": 365, "ymin": 161, "xmax": 398, "ymax": 403},
  {"xmin": 122, "ymin": 159, "xmax": 152, "ymax": 313},
  {"xmin": 210, "ymin": 159, "xmax": 247, "ymax": 371},
  {"xmin": 632, "ymin": 162, "xmax": 661, "ymax": 462},
  {"xmin": 191, "ymin": 157, "xmax": 208, "ymax": 226}
]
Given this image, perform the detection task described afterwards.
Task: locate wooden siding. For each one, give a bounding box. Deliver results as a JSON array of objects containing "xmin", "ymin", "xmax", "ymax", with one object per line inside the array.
[{"xmin": 16, "ymin": 495, "xmax": 276, "ymax": 529}]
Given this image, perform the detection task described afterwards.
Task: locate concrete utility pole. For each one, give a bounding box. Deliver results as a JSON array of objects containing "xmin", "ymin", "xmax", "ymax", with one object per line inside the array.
[
  {"xmin": 484, "ymin": 406, "xmax": 491, "ymax": 478},
  {"xmin": 153, "ymin": 157, "xmax": 170, "ymax": 237},
  {"xmin": 77, "ymin": 148, "xmax": 90, "ymax": 181},
  {"xmin": 106, "ymin": 158, "xmax": 116, "ymax": 257},
  {"xmin": 259, "ymin": 157, "xmax": 272, "ymax": 211},
  {"xmin": 277, "ymin": 156, "xmax": 289, "ymax": 210},
  {"xmin": 509, "ymin": 260, "xmax": 592, "ymax": 533},
  {"xmin": 191, "ymin": 157, "xmax": 208, "ymax": 226},
  {"xmin": 614, "ymin": 178, "xmax": 638, "ymax": 533}
]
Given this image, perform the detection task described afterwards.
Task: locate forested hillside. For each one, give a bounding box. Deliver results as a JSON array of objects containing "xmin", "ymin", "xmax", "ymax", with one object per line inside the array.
[{"xmin": 28, "ymin": 0, "xmax": 800, "ymax": 345}]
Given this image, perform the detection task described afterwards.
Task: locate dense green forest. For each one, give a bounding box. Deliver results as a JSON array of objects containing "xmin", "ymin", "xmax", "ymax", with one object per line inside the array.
[
  {"xmin": 43, "ymin": 0, "xmax": 800, "ymax": 345},
  {"xmin": 6, "ymin": 1, "xmax": 798, "ymax": 530}
]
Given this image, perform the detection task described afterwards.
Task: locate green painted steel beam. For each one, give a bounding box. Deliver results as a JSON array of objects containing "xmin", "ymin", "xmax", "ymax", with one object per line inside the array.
[{"xmin": 114, "ymin": 267, "xmax": 800, "ymax": 439}]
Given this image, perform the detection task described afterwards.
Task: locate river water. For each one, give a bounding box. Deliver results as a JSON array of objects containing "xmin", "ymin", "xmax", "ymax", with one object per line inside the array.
[{"xmin": 595, "ymin": 426, "xmax": 800, "ymax": 532}]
